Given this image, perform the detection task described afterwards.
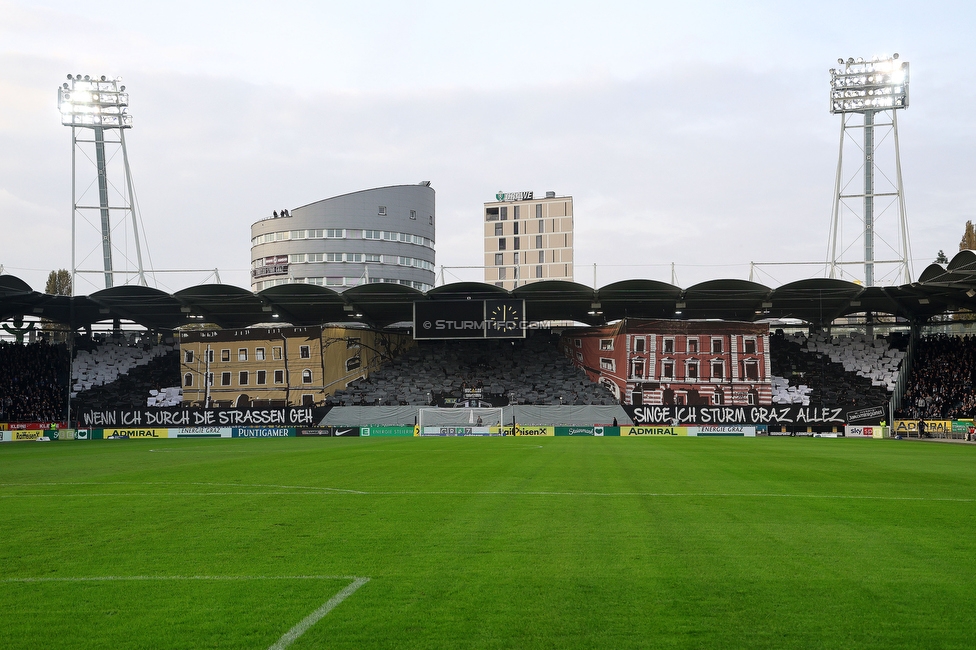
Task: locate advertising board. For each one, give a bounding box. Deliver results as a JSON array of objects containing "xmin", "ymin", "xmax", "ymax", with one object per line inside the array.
[
  {"xmin": 296, "ymin": 427, "xmax": 361, "ymax": 437},
  {"xmin": 844, "ymin": 425, "xmax": 878, "ymax": 438},
  {"xmin": 231, "ymin": 427, "xmax": 296, "ymax": 438},
  {"xmin": 361, "ymin": 426, "xmax": 415, "ymax": 437},
  {"xmin": 99, "ymin": 429, "xmax": 169, "ymax": 439},
  {"xmin": 620, "ymin": 426, "xmax": 689, "ymax": 436},
  {"xmin": 420, "ymin": 426, "xmax": 497, "ymax": 436},
  {"xmin": 554, "ymin": 426, "xmax": 597, "ymax": 436},
  {"xmin": 170, "ymin": 427, "xmax": 233, "ymax": 438}
]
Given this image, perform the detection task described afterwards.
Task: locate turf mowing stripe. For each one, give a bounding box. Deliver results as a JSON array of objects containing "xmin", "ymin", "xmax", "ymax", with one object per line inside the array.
[
  {"xmin": 268, "ymin": 577, "xmax": 369, "ymax": 650},
  {"xmin": 0, "ymin": 575, "xmax": 370, "ymax": 649},
  {"xmin": 2, "ymin": 490, "xmax": 976, "ymax": 502},
  {"xmin": 0, "ymin": 575, "xmax": 362, "ymax": 583}
]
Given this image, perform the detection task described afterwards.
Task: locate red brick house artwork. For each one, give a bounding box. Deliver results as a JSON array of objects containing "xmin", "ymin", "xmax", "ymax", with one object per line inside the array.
[{"xmin": 561, "ymin": 319, "xmax": 771, "ymax": 407}]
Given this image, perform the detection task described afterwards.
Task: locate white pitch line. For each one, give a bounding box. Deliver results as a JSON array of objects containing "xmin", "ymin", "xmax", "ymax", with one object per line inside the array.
[
  {"xmin": 0, "ymin": 574, "xmax": 370, "ymax": 650},
  {"xmin": 268, "ymin": 577, "xmax": 369, "ymax": 650}
]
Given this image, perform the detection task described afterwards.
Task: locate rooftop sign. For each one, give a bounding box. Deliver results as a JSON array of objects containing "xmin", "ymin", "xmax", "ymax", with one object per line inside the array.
[{"xmin": 495, "ymin": 191, "xmax": 533, "ymax": 202}]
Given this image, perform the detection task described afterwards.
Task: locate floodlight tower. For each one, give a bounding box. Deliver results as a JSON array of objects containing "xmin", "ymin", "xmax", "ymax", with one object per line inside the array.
[
  {"xmin": 58, "ymin": 74, "xmax": 147, "ymax": 292},
  {"xmin": 826, "ymin": 55, "xmax": 912, "ymax": 286}
]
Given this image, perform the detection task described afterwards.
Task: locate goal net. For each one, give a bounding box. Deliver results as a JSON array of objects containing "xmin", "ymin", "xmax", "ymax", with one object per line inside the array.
[{"xmin": 418, "ymin": 407, "xmax": 505, "ymax": 436}]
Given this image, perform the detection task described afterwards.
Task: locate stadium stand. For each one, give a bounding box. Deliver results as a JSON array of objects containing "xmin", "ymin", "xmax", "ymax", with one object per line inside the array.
[
  {"xmin": 0, "ymin": 340, "xmax": 69, "ymax": 421},
  {"xmin": 769, "ymin": 331, "xmax": 907, "ymax": 411},
  {"xmin": 330, "ymin": 331, "xmax": 616, "ymax": 406},
  {"xmin": 896, "ymin": 334, "xmax": 976, "ymax": 420}
]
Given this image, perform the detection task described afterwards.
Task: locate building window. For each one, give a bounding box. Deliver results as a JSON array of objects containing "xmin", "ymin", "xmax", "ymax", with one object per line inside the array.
[
  {"xmin": 494, "ymin": 253, "xmax": 504, "ymax": 266},
  {"xmin": 239, "ymin": 371, "xmax": 249, "ymax": 385},
  {"xmin": 289, "ymin": 254, "xmax": 306, "ymax": 263},
  {"xmin": 486, "ymin": 207, "xmax": 499, "ymax": 221},
  {"xmin": 711, "ymin": 361, "xmax": 724, "ymax": 379},
  {"xmin": 663, "ymin": 338, "xmax": 674, "ymax": 354},
  {"xmin": 514, "ymin": 237, "xmax": 520, "ymax": 250},
  {"xmin": 378, "ymin": 206, "xmax": 387, "ymax": 215},
  {"xmin": 576, "ymin": 351, "xmax": 583, "ymax": 361},
  {"xmin": 300, "ymin": 345, "xmax": 311, "ymax": 359},
  {"xmin": 346, "ymin": 356, "xmax": 361, "ymax": 371},
  {"xmin": 410, "ymin": 210, "xmax": 417, "ymax": 220},
  {"xmin": 498, "ymin": 267, "xmax": 506, "ymax": 280},
  {"xmin": 238, "ymin": 348, "xmax": 248, "ymax": 361},
  {"xmin": 513, "ymin": 252, "xmax": 519, "ymax": 265},
  {"xmin": 205, "ymin": 349, "xmax": 214, "ymax": 363},
  {"xmin": 535, "ymin": 235, "xmax": 543, "ymax": 249},
  {"xmin": 711, "ymin": 338, "xmax": 723, "ymax": 354},
  {"xmin": 538, "ymin": 250, "xmax": 544, "ymax": 263},
  {"xmin": 365, "ymin": 254, "xmax": 381, "ymax": 263},
  {"xmin": 291, "ymin": 230, "xmax": 306, "ymax": 239},
  {"xmin": 575, "ymin": 339, "xmax": 582, "ymax": 348},
  {"xmin": 633, "ymin": 360, "xmax": 644, "ymax": 379},
  {"xmin": 688, "ymin": 338, "xmax": 698, "ymax": 354},
  {"xmin": 221, "ymin": 372, "xmax": 231, "ymax": 386},
  {"xmin": 274, "ymin": 369, "xmax": 284, "ymax": 384},
  {"xmin": 713, "ymin": 392, "xmax": 724, "ymax": 405},
  {"xmin": 536, "ymin": 265, "xmax": 543, "ymax": 278},
  {"xmin": 255, "ymin": 348, "xmax": 266, "ymax": 361},
  {"xmin": 744, "ymin": 360, "xmax": 759, "ymax": 380},
  {"xmin": 346, "ymin": 338, "xmax": 360, "ymax": 349},
  {"xmin": 747, "ymin": 392, "xmax": 757, "ymax": 405},
  {"xmin": 600, "ymin": 358, "xmax": 615, "ymax": 372},
  {"xmin": 513, "ymin": 205, "xmax": 520, "ymax": 219},
  {"xmin": 302, "ymin": 369, "xmax": 312, "ymax": 384},
  {"xmin": 538, "ymin": 219, "xmax": 544, "ymax": 232},
  {"xmin": 687, "ymin": 361, "xmax": 699, "ymax": 379},
  {"xmin": 221, "ymin": 349, "xmax": 230, "ymax": 362},
  {"xmin": 634, "ymin": 337, "xmax": 645, "ymax": 353},
  {"xmin": 256, "ymin": 370, "xmax": 266, "ymax": 385},
  {"xmin": 183, "ymin": 373, "xmax": 193, "ymax": 387},
  {"xmin": 536, "ymin": 204, "xmax": 542, "ymax": 218},
  {"xmin": 307, "ymin": 253, "xmax": 324, "ymax": 262},
  {"xmin": 184, "ymin": 350, "xmax": 193, "ymax": 363},
  {"xmin": 326, "ymin": 253, "xmax": 343, "ymax": 262},
  {"xmin": 663, "ymin": 360, "xmax": 674, "ymax": 379},
  {"xmin": 600, "ymin": 339, "xmax": 614, "ymax": 351},
  {"xmin": 744, "ymin": 338, "xmax": 757, "ymax": 354},
  {"xmin": 429, "ymin": 215, "xmax": 433, "ymax": 225},
  {"xmin": 494, "ymin": 223, "xmax": 504, "ymax": 236},
  {"xmin": 272, "ymin": 346, "xmax": 282, "ymax": 360},
  {"xmin": 498, "ymin": 238, "xmax": 506, "ymax": 251},
  {"xmin": 500, "ymin": 206, "xmax": 508, "ymax": 220},
  {"xmin": 513, "ymin": 221, "xmax": 520, "ymax": 235},
  {"xmin": 347, "ymin": 253, "xmax": 362, "ymax": 262},
  {"xmin": 206, "ymin": 372, "xmax": 214, "ymax": 386}
]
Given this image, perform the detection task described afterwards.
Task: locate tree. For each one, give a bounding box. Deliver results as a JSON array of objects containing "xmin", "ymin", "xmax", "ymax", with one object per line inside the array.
[
  {"xmin": 45, "ymin": 269, "xmax": 71, "ymax": 296},
  {"xmin": 961, "ymin": 221, "xmax": 976, "ymax": 251},
  {"xmin": 935, "ymin": 250, "xmax": 949, "ymax": 265}
]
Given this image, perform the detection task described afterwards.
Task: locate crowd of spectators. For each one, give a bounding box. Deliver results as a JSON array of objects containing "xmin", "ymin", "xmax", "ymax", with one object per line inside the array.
[
  {"xmin": 897, "ymin": 334, "xmax": 976, "ymax": 420},
  {"xmin": 0, "ymin": 341, "xmax": 69, "ymax": 422}
]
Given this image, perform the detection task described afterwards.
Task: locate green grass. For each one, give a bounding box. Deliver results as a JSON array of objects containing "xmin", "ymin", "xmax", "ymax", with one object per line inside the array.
[{"xmin": 2, "ymin": 437, "xmax": 976, "ymax": 649}]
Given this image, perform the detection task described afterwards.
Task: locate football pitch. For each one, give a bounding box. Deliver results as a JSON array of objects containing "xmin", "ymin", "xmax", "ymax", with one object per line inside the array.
[{"xmin": 2, "ymin": 437, "xmax": 975, "ymax": 649}]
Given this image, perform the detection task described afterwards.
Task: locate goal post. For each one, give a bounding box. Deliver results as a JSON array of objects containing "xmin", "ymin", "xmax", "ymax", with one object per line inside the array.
[{"xmin": 418, "ymin": 407, "xmax": 505, "ymax": 436}]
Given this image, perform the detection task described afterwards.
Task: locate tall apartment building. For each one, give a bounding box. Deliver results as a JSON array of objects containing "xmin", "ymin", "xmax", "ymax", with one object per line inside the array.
[
  {"xmin": 250, "ymin": 184, "xmax": 435, "ymax": 293},
  {"xmin": 484, "ymin": 191, "xmax": 573, "ymax": 290}
]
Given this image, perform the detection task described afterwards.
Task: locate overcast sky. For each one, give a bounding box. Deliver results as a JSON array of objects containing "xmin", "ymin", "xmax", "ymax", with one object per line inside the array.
[{"xmin": 1, "ymin": 0, "xmax": 974, "ymax": 294}]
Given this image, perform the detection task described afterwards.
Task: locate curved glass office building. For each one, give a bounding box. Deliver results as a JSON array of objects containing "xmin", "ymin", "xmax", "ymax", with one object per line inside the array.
[{"xmin": 250, "ymin": 183, "xmax": 436, "ymax": 292}]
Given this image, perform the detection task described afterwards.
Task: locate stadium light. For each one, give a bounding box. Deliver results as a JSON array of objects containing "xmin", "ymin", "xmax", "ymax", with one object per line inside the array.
[
  {"xmin": 829, "ymin": 54, "xmax": 909, "ymax": 114},
  {"xmin": 827, "ymin": 54, "xmax": 913, "ymax": 292},
  {"xmin": 58, "ymin": 74, "xmax": 133, "ymax": 128},
  {"xmin": 59, "ymin": 73, "xmax": 145, "ymax": 292}
]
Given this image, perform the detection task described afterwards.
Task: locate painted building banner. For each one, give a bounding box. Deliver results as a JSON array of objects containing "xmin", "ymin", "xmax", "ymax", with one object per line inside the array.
[
  {"xmin": 77, "ymin": 406, "xmax": 329, "ymax": 429},
  {"xmin": 624, "ymin": 404, "xmax": 885, "ymax": 426}
]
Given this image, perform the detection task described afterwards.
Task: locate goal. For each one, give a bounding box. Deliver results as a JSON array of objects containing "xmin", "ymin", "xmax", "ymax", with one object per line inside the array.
[{"xmin": 418, "ymin": 407, "xmax": 505, "ymax": 436}]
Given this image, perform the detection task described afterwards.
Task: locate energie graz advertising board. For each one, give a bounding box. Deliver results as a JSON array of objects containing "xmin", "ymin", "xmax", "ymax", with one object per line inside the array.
[{"xmin": 413, "ymin": 300, "xmax": 526, "ymax": 340}]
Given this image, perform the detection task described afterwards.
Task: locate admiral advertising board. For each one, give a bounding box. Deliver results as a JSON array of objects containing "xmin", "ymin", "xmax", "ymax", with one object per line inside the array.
[{"xmin": 413, "ymin": 300, "xmax": 527, "ymax": 340}]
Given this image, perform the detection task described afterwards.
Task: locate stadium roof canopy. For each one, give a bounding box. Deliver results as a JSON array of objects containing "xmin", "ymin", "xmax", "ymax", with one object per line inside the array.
[{"xmin": 4, "ymin": 250, "xmax": 976, "ymax": 330}]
